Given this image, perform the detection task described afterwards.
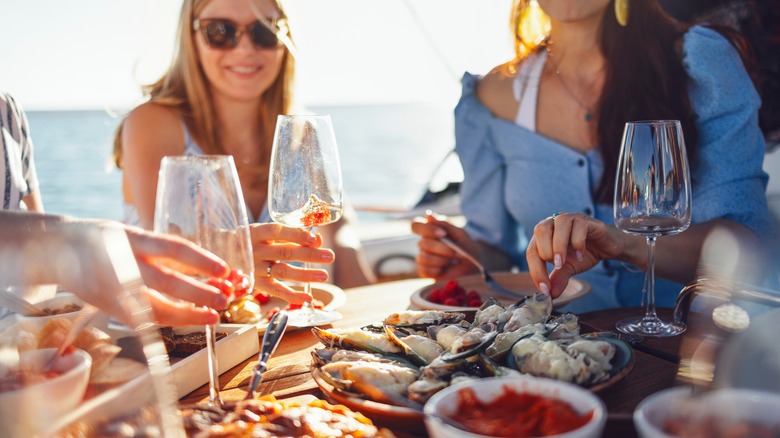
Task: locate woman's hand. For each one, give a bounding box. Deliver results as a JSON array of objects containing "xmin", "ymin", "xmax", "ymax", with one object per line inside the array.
[
  {"xmin": 526, "ymin": 212, "xmax": 626, "ymax": 298},
  {"xmin": 411, "ymin": 213, "xmax": 480, "ymax": 281},
  {"xmin": 123, "ymin": 226, "xmax": 232, "ymax": 326},
  {"xmin": 250, "ymin": 223, "xmax": 335, "ymax": 304}
]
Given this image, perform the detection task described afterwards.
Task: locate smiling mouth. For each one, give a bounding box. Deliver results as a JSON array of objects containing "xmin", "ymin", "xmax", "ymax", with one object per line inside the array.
[{"xmin": 227, "ymin": 66, "xmax": 261, "ymax": 74}]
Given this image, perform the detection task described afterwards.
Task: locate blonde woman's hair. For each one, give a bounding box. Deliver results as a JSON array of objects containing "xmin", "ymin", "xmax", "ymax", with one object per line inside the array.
[
  {"xmin": 112, "ymin": 0, "xmax": 296, "ymax": 168},
  {"xmin": 499, "ymin": 0, "xmax": 551, "ymax": 74}
]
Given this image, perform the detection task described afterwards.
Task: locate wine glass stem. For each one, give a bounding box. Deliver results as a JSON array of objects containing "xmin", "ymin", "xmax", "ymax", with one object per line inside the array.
[
  {"xmin": 205, "ymin": 323, "xmax": 222, "ymax": 406},
  {"xmin": 643, "ymin": 235, "xmax": 658, "ymax": 320}
]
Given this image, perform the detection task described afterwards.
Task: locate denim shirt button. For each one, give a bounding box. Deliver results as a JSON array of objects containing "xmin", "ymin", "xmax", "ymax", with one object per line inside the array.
[{"xmin": 577, "ymin": 158, "xmax": 586, "ymax": 167}]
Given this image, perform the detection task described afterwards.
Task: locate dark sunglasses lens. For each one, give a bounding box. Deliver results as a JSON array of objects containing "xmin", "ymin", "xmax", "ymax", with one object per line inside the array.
[
  {"xmin": 204, "ymin": 20, "xmax": 238, "ymax": 48},
  {"xmin": 250, "ymin": 22, "xmax": 279, "ymax": 48}
]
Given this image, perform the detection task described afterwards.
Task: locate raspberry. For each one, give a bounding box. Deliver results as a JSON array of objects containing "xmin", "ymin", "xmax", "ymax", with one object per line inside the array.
[
  {"xmin": 443, "ymin": 297, "xmax": 459, "ymax": 306},
  {"xmin": 468, "ymin": 298, "xmax": 483, "ymax": 307},
  {"xmin": 429, "ymin": 288, "xmax": 442, "ymax": 303}
]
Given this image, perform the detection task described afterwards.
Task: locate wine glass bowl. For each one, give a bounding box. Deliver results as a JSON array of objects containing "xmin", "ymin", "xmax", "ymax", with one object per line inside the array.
[
  {"xmin": 269, "ymin": 115, "xmax": 344, "ymax": 328},
  {"xmin": 614, "ymin": 120, "xmax": 691, "ymax": 337},
  {"xmin": 153, "ymin": 155, "xmax": 254, "ymax": 405}
]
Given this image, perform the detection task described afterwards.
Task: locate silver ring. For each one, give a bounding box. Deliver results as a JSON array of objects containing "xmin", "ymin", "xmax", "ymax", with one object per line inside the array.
[
  {"xmin": 551, "ymin": 212, "xmax": 562, "ymax": 220},
  {"xmin": 266, "ymin": 261, "xmax": 276, "ymax": 278}
]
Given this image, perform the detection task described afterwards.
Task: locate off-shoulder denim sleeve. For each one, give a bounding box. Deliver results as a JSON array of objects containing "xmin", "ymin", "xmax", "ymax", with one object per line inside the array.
[
  {"xmin": 684, "ymin": 26, "xmax": 772, "ymax": 239},
  {"xmin": 455, "ymin": 73, "xmax": 521, "ymax": 261}
]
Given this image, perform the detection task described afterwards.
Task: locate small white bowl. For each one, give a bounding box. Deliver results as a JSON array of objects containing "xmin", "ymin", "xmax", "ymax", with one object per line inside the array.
[
  {"xmin": 15, "ymin": 292, "xmax": 108, "ymax": 330},
  {"xmin": 424, "ymin": 376, "xmax": 606, "ymax": 438},
  {"xmin": 634, "ymin": 386, "xmax": 780, "ymax": 438},
  {"xmin": 0, "ymin": 348, "xmax": 92, "ymax": 436}
]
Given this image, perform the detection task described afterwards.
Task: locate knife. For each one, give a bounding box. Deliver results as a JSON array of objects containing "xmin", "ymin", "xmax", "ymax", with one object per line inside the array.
[{"xmin": 245, "ymin": 310, "xmax": 289, "ymax": 400}]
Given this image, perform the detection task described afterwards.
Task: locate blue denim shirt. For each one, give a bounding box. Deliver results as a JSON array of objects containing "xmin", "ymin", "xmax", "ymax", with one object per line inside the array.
[{"xmin": 455, "ymin": 26, "xmax": 772, "ymax": 313}]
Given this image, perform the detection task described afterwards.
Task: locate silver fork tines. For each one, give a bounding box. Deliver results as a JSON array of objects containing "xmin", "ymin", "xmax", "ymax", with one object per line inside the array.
[{"xmin": 439, "ymin": 237, "xmax": 525, "ymax": 300}]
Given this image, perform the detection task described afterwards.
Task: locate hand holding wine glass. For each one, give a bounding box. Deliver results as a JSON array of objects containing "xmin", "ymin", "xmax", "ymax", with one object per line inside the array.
[
  {"xmin": 268, "ymin": 114, "xmax": 343, "ymax": 327},
  {"xmin": 153, "ymin": 155, "xmax": 254, "ymax": 406},
  {"xmin": 614, "ymin": 120, "xmax": 691, "ymax": 337}
]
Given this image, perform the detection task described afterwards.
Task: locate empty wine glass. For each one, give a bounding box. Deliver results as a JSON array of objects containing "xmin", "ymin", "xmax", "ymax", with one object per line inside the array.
[
  {"xmin": 268, "ymin": 114, "xmax": 343, "ymax": 328},
  {"xmin": 614, "ymin": 120, "xmax": 691, "ymax": 337},
  {"xmin": 153, "ymin": 155, "xmax": 254, "ymax": 406}
]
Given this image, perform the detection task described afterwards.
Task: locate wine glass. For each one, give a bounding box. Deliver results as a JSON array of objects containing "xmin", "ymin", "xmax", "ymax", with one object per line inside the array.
[
  {"xmin": 614, "ymin": 120, "xmax": 691, "ymax": 337},
  {"xmin": 153, "ymin": 155, "xmax": 254, "ymax": 406},
  {"xmin": 268, "ymin": 114, "xmax": 344, "ymax": 327}
]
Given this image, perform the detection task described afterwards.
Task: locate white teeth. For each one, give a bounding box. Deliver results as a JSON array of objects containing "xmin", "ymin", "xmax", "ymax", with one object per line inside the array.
[{"xmin": 229, "ymin": 66, "xmax": 259, "ymax": 74}]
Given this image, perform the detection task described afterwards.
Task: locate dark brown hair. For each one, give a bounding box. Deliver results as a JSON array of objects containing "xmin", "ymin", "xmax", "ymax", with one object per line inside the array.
[{"xmin": 595, "ymin": 0, "xmax": 696, "ymax": 203}]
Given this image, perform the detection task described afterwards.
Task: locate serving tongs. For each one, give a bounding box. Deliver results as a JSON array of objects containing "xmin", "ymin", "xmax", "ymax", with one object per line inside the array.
[
  {"xmin": 245, "ymin": 311, "xmax": 289, "ymax": 400},
  {"xmin": 440, "ymin": 237, "xmax": 526, "ymax": 300}
]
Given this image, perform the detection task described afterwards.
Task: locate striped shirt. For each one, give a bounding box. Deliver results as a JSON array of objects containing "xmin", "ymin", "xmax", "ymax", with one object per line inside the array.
[{"xmin": 0, "ymin": 92, "xmax": 38, "ymax": 211}]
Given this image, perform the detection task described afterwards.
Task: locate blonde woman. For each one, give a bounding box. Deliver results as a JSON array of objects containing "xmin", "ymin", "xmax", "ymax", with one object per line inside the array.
[{"xmin": 114, "ymin": 0, "xmax": 372, "ymax": 303}]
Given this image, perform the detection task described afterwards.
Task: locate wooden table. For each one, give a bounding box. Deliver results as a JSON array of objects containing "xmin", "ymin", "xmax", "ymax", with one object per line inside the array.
[{"xmin": 180, "ymin": 278, "xmax": 694, "ymax": 437}]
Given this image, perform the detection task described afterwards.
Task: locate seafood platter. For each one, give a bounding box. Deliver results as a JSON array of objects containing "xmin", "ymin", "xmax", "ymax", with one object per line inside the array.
[{"xmin": 310, "ymin": 293, "xmax": 633, "ymax": 430}]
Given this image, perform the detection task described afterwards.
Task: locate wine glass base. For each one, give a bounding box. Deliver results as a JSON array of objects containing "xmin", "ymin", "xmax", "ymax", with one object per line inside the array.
[
  {"xmin": 615, "ymin": 316, "xmax": 686, "ymax": 338},
  {"xmin": 286, "ymin": 309, "xmax": 342, "ymax": 328}
]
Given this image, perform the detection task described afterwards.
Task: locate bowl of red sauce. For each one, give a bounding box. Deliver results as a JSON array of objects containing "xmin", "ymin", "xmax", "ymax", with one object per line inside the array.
[{"xmin": 424, "ymin": 376, "xmax": 606, "ymax": 438}]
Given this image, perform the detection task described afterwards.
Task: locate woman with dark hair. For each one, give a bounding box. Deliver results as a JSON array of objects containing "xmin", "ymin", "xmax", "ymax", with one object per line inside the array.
[{"xmin": 412, "ymin": 0, "xmax": 772, "ymax": 312}]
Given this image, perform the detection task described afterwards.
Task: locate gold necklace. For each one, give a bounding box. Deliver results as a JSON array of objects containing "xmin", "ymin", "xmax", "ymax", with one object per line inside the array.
[{"xmin": 545, "ymin": 45, "xmax": 598, "ymax": 122}]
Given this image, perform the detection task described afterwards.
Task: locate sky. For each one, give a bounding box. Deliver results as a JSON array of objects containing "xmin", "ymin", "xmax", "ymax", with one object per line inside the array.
[{"xmin": 0, "ymin": 0, "xmax": 514, "ymax": 111}]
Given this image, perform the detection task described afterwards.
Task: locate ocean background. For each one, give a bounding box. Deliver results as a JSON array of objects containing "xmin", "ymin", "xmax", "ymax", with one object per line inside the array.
[{"xmin": 27, "ymin": 103, "xmax": 458, "ymax": 224}]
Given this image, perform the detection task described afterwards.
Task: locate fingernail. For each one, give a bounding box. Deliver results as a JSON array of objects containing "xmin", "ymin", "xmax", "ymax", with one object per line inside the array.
[
  {"xmin": 539, "ymin": 282, "xmax": 550, "ymax": 294},
  {"xmin": 205, "ymin": 309, "xmax": 220, "ymax": 325},
  {"xmin": 425, "ymin": 209, "xmax": 433, "ymax": 217},
  {"xmin": 321, "ymin": 252, "xmax": 334, "ymax": 262},
  {"xmin": 576, "ymin": 250, "xmax": 584, "ymax": 261},
  {"xmin": 554, "ymin": 253, "xmax": 562, "ymax": 270},
  {"xmin": 313, "ymin": 272, "xmax": 328, "ymax": 281},
  {"xmin": 435, "ymin": 228, "xmax": 446, "ymax": 238},
  {"xmin": 306, "ymin": 233, "xmax": 317, "ymax": 244}
]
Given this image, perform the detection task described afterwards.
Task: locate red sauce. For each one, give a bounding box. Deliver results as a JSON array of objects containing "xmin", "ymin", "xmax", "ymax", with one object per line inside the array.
[{"xmin": 453, "ymin": 386, "xmax": 594, "ymax": 437}]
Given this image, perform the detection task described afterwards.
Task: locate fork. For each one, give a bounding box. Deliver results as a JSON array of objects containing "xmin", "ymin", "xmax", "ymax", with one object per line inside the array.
[{"xmin": 439, "ymin": 237, "xmax": 526, "ymax": 300}]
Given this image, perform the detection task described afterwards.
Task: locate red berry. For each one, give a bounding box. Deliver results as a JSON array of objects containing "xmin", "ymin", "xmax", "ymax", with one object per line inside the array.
[
  {"xmin": 428, "ymin": 288, "xmax": 442, "ymax": 303},
  {"xmin": 228, "ymin": 269, "xmax": 252, "ymax": 298},
  {"xmin": 443, "ymin": 298, "xmax": 459, "ymax": 306},
  {"xmin": 254, "ymin": 291, "xmax": 271, "ymax": 304},
  {"xmin": 439, "ymin": 287, "xmax": 455, "ymax": 301},
  {"xmin": 466, "ymin": 290, "xmax": 481, "ymax": 302},
  {"xmin": 206, "ymin": 277, "xmax": 234, "ymax": 298},
  {"xmin": 453, "ymin": 286, "xmax": 467, "ymax": 298},
  {"xmin": 443, "ymin": 280, "xmax": 459, "ymax": 292},
  {"xmin": 468, "ymin": 298, "xmax": 483, "ymax": 307}
]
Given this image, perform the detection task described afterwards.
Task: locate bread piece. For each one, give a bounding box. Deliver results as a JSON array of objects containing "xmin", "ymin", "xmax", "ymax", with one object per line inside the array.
[
  {"xmin": 73, "ymin": 326, "xmax": 112, "ymax": 351},
  {"xmin": 36, "ymin": 318, "xmax": 73, "ymax": 349},
  {"xmin": 87, "ymin": 343, "xmax": 122, "ymax": 375}
]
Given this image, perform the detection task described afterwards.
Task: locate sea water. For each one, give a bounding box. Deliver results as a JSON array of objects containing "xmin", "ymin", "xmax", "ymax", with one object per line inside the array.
[{"xmin": 27, "ymin": 103, "xmax": 456, "ymax": 223}]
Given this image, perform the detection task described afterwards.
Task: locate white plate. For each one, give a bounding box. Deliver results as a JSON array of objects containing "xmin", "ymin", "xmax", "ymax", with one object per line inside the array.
[
  {"xmin": 410, "ymin": 272, "xmax": 591, "ymax": 311},
  {"xmin": 257, "ymin": 283, "xmax": 347, "ymax": 332}
]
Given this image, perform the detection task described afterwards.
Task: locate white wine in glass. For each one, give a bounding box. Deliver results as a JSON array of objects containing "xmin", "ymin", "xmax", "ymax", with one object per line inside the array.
[
  {"xmin": 269, "ymin": 114, "xmax": 343, "ymax": 328},
  {"xmin": 614, "ymin": 120, "xmax": 691, "ymax": 337},
  {"xmin": 154, "ymin": 155, "xmax": 254, "ymax": 406}
]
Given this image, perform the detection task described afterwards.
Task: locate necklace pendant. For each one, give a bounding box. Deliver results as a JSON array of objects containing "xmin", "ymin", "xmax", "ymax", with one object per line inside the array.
[{"xmin": 584, "ymin": 113, "xmax": 592, "ymax": 122}]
